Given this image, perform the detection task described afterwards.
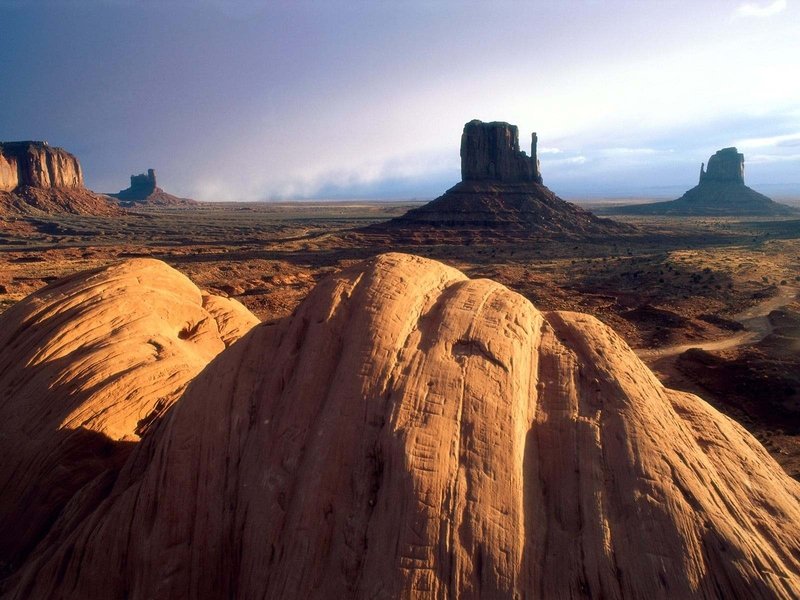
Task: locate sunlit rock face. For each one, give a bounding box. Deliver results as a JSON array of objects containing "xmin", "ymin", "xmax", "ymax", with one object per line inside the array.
[
  {"xmin": 0, "ymin": 258, "xmax": 258, "ymax": 574},
  {"xmin": 0, "ymin": 141, "xmax": 83, "ymax": 191},
  {"xmin": 3, "ymin": 253, "xmax": 800, "ymax": 600}
]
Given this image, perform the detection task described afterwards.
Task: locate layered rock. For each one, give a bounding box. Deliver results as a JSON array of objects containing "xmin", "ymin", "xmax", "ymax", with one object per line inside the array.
[
  {"xmin": 369, "ymin": 120, "xmax": 631, "ymax": 237},
  {"xmin": 0, "ymin": 141, "xmax": 121, "ymax": 216},
  {"xmin": 610, "ymin": 147, "xmax": 795, "ymax": 216},
  {"xmin": 461, "ymin": 120, "xmax": 542, "ymax": 183},
  {"xmin": 0, "ymin": 141, "xmax": 83, "ymax": 191},
  {"xmin": 0, "ymin": 259, "xmax": 258, "ymax": 573},
  {"xmin": 3, "ymin": 253, "xmax": 800, "ymax": 599},
  {"xmin": 111, "ymin": 168, "xmax": 197, "ymax": 207}
]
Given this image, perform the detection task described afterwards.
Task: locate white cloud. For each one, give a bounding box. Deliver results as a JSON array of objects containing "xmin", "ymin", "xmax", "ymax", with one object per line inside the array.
[
  {"xmin": 735, "ymin": 0, "xmax": 787, "ymax": 17},
  {"xmin": 735, "ymin": 132, "xmax": 800, "ymax": 149}
]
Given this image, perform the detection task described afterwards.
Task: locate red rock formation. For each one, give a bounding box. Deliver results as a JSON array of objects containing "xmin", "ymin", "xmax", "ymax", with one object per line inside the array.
[
  {"xmin": 0, "ymin": 259, "xmax": 258, "ymax": 573},
  {"xmin": 0, "ymin": 141, "xmax": 122, "ymax": 216},
  {"xmin": 0, "ymin": 141, "xmax": 83, "ymax": 191},
  {"xmin": 369, "ymin": 120, "xmax": 632, "ymax": 237},
  {"xmin": 2, "ymin": 254, "xmax": 799, "ymax": 599}
]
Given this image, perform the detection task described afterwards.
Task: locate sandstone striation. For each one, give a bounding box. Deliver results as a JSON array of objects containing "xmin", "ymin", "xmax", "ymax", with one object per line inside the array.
[
  {"xmin": 111, "ymin": 168, "xmax": 198, "ymax": 207},
  {"xmin": 0, "ymin": 141, "xmax": 121, "ymax": 216},
  {"xmin": 0, "ymin": 141, "xmax": 83, "ymax": 191},
  {"xmin": 369, "ymin": 120, "xmax": 631, "ymax": 238},
  {"xmin": 610, "ymin": 147, "xmax": 796, "ymax": 216},
  {"xmin": 0, "ymin": 259, "xmax": 258, "ymax": 573},
  {"xmin": 3, "ymin": 253, "xmax": 799, "ymax": 599}
]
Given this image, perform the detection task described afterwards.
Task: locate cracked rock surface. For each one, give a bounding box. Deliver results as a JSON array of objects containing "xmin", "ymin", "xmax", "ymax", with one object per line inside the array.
[{"xmin": 3, "ymin": 253, "xmax": 800, "ymax": 599}]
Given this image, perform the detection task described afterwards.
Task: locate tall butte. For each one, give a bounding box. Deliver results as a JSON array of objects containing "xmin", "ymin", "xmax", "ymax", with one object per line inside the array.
[
  {"xmin": 0, "ymin": 141, "xmax": 120, "ymax": 216},
  {"xmin": 369, "ymin": 120, "xmax": 631, "ymax": 237},
  {"xmin": 611, "ymin": 146, "xmax": 796, "ymax": 216}
]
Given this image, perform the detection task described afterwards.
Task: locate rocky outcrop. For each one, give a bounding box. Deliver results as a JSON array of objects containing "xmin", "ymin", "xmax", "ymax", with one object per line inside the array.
[
  {"xmin": 0, "ymin": 141, "xmax": 83, "ymax": 191},
  {"xmin": 0, "ymin": 141, "xmax": 122, "ymax": 216},
  {"xmin": 700, "ymin": 147, "xmax": 744, "ymax": 184},
  {"xmin": 111, "ymin": 168, "xmax": 197, "ymax": 207},
  {"xmin": 461, "ymin": 120, "xmax": 542, "ymax": 183},
  {"xmin": 369, "ymin": 120, "xmax": 631, "ymax": 238},
  {"xmin": 609, "ymin": 147, "xmax": 796, "ymax": 216},
  {"xmin": 116, "ymin": 168, "xmax": 157, "ymax": 199},
  {"xmin": 0, "ymin": 259, "xmax": 258, "ymax": 573},
  {"xmin": 3, "ymin": 253, "xmax": 800, "ymax": 599}
]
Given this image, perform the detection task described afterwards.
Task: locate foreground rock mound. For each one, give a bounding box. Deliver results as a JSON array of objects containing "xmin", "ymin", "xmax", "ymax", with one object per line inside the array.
[
  {"xmin": 0, "ymin": 259, "xmax": 258, "ymax": 573},
  {"xmin": 611, "ymin": 147, "xmax": 796, "ymax": 216},
  {"xmin": 0, "ymin": 141, "xmax": 121, "ymax": 216},
  {"xmin": 111, "ymin": 168, "xmax": 197, "ymax": 207},
  {"xmin": 4, "ymin": 254, "xmax": 799, "ymax": 599},
  {"xmin": 368, "ymin": 120, "xmax": 631, "ymax": 238}
]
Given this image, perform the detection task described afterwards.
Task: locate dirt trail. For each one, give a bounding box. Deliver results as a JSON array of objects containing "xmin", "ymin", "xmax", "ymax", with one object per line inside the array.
[{"xmin": 637, "ymin": 285, "xmax": 798, "ymax": 359}]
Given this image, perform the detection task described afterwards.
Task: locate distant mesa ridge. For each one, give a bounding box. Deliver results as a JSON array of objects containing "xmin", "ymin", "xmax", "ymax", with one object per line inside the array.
[
  {"xmin": 609, "ymin": 146, "xmax": 796, "ymax": 216},
  {"xmin": 0, "ymin": 140, "xmax": 83, "ymax": 191},
  {"xmin": 369, "ymin": 119, "xmax": 631, "ymax": 237},
  {"xmin": 111, "ymin": 168, "xmax": 197, "ymax": 207},
  {"xmin": 0, "ymin": 140, "xmax": 121, "ymax": 216}
]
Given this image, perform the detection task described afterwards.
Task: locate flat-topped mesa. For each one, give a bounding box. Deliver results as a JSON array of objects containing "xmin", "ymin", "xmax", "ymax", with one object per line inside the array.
[
  {"xmin": 0, "ymin": 141, "xmax": 84, "ymax": 191},
  {"xmin": 699, "ymin": 147, "xmax": 745, "ymax": 184},
  {"xmin": 116, "ymin": 168, "xmax": 157, "ymax": 200},
  {"xmin": 460, "ymin": 120, "xmax": 543, "ymax": 184}
]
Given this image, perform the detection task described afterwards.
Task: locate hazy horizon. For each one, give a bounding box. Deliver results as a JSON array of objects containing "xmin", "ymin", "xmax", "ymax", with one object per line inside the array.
[{"xmin": 2, "ymin": 0, "xmax": 798, "ymax": 201}]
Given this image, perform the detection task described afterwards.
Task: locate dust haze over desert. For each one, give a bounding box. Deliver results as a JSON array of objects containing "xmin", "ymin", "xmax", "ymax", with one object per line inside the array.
[{"xmin": 2, "ymin": 2, "xmax": 800, "ymax": 599}]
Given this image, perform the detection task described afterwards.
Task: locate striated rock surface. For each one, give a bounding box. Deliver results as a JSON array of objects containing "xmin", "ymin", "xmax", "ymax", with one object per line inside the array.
[
  {"xmin": 0, "ymin": 259, "xmax": 258, "ymax": 573},
  {"xmin": 0, "ymin": 141, "xmax": 83, "ymax": 191},
  {"xmin": 3, "ymin": 253, "xmax": 800, "ymax": 599},
  {"xmin": 461, "ymin": 120, "xmax": 542, "ymax": 183},
  {"xmin": 368, "ymin": 120, "xmax": 631, "ymax": 237},
  {"xmin": 610, "ymin": 147, "xmax": 796, "ymax": 216},
  {"xmin": 0, "ymin": 141, "xmax": 121, "ymax": 216},
  {"xmin": 111, "ymin": 168, "xmax": 198, "ymax": 207}
]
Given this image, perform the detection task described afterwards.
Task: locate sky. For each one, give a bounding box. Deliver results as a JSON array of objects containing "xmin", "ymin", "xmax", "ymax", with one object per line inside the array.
[{"xmin": 1, "ymin": 0, "xmax": 798, "ymax": 201}]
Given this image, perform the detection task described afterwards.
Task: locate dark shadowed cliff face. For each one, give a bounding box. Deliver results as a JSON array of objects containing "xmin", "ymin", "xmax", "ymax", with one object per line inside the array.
[
  {"xmin": 0, "ymin": 142, "xmax": 83, "ymax": 191},
  {"xmin": 700, "ymin": 147, "xmax": 744, "ymax": 185},
  {"xmin": 460, "ymin": 120, "xmax": 542, "ymax": 184}
]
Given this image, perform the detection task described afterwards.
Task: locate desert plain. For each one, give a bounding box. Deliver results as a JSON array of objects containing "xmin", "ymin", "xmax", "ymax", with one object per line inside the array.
[{"xmin": 2, "ymin": 197, "xmax": 800, "ymax": 484}]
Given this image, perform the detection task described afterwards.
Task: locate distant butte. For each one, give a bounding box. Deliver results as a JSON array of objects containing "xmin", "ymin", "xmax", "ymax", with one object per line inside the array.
[
  {"xmin": 367, "ymin": 119, "xmax": 632, "ymax": 239},
  {"xmin": 610, "ymin": 147, "xmax": 797, "ymax": 216},
  {"xmin": 0, "ymin": 141, "xmax": 121, "ymax": 216},
  {"xmin": 111, "ymin": 168, "xmax": 197, "ymax": 207}
]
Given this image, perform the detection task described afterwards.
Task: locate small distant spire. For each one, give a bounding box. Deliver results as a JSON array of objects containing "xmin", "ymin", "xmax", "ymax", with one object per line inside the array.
[{"xmin": 699, "ymin": 161, "xmax": 705, "ymax": 184}]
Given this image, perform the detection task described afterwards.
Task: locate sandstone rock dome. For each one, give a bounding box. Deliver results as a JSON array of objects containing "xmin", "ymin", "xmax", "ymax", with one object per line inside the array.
[
  {"xmin": 610, "ymin": 147, "xmax": 796, "ymax": 216},
  {"xmin": 2, "ymin": 254, "xmax": 800, "ymax": 599},
  {"xmin": 0, "ymin": 259, "xmax": 258, "ymax": 573},
  {"xmin": 368, "ymin": 121, "xmax": 632, "ymax": 238}
]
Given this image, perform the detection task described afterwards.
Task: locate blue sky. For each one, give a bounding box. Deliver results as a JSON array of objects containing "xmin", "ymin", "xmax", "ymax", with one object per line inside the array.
[{"xmin": 1, "ymin": 0, "xmax": 798, "ymax": 200}]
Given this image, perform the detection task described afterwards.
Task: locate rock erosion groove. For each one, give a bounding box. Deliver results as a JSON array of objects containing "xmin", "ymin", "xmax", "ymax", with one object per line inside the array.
[
  {"xmin": 0, "ymin": 259, "xmax": 258, "ymax": 573},
  {"xmin": 2, "ymin": 253, "xmax": 799, "ymax": 599}
]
